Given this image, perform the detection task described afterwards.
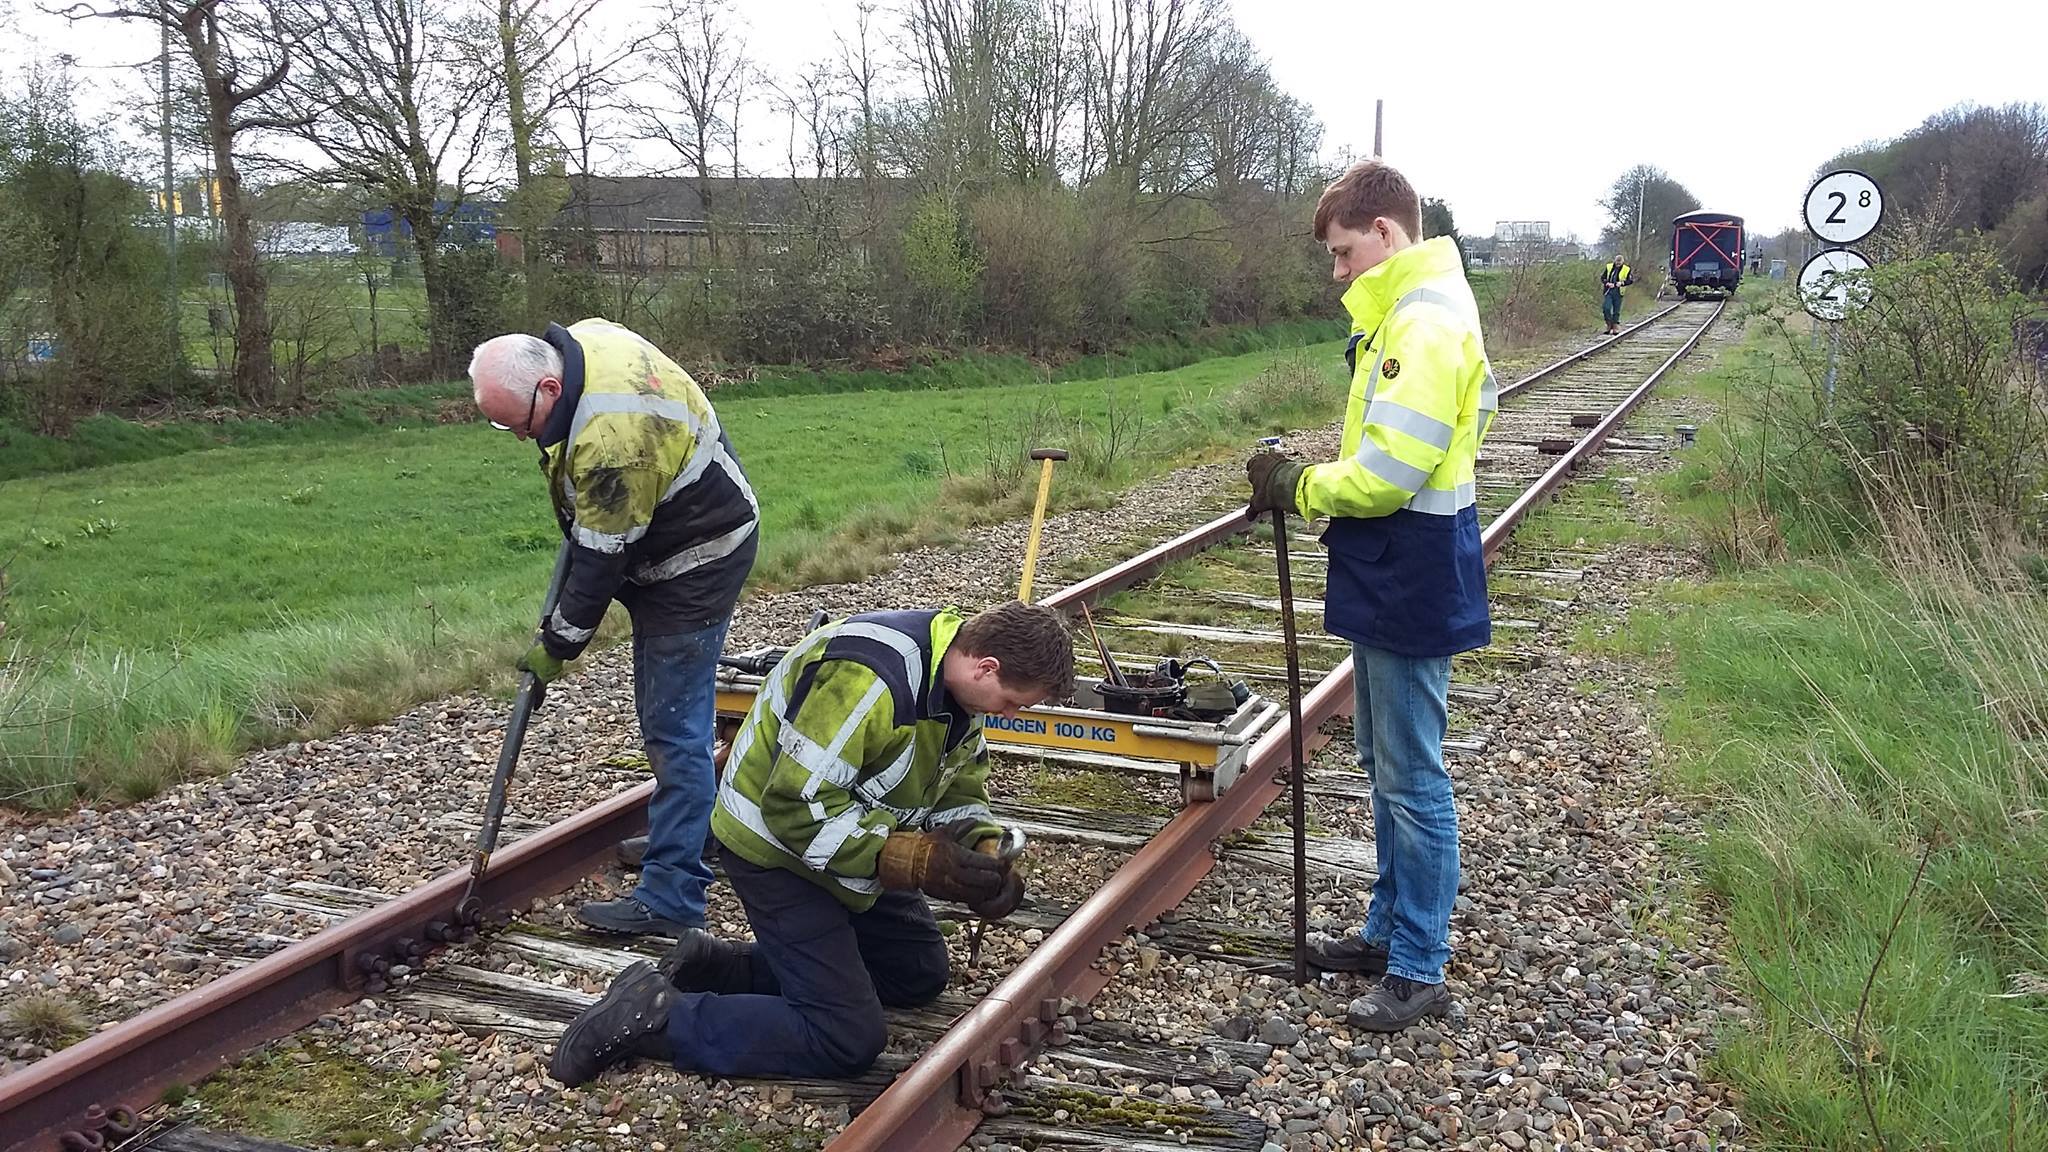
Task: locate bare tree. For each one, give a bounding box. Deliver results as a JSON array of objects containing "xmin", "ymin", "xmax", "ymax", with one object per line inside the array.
[
  {"xmin": 1081, "ymin": 0, "xmax": 1221, "ymax": 199},
  {"xmin": 268, "ymin": 0, "xmax": 499, "ymax": 372},
  {"xmin": 642, "ymin": 0, "xmax": 747, "ymax": 259},
  {"xmin": 53, "ymin": 0, "xmax": 310, "ymax": 404},
  {"xmin": 488, "ymin": 0, "xmax": 640, "ymax": 327},
  {"xmin": 834, "ymin": 0, "xmax": 887, "ymax": 239},
  {"xmin": 992, "ymin": 0, "xmax": 1079, "ymax": 184}
]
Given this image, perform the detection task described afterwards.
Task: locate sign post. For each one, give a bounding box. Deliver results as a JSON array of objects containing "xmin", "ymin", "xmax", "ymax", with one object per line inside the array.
[{"xmin": 1799, "ymin": 170, "xmax": 1884, "ymax": 407}]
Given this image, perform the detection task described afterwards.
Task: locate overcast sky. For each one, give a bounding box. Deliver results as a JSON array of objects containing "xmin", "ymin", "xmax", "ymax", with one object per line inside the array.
[{"xmin": 4, "ymin": 0, "xmax": 2040, "ymax": 239}]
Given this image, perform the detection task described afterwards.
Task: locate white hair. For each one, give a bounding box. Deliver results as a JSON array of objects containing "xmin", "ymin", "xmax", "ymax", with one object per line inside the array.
[{"xmin": 469, "ymin": 334, "xmax": 563, "ymax": 403}]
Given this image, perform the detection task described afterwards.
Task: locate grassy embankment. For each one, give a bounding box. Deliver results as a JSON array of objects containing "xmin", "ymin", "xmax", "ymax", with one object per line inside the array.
[
  {"xmin": 0, "ymin": 337, "xmax": 1346, "ymax": 806},
  {"xmin": 1547, "ymin": 285, "xmax": 2047, "ymax": 1149},
  {"xmin": 0, "ymin": 261, "xmax": 1617, "ymax": 809}
]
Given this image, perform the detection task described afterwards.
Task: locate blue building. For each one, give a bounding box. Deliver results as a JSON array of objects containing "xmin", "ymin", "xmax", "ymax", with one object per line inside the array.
[{"xmin": 360, "ymin": 200, "xmax": 498, "ymax": 258}]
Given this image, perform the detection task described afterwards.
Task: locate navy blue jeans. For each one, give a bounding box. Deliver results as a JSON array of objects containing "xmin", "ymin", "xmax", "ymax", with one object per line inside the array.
[
  {"xmin": 1602, "ymin": 288, "xmax": 1623, "ymax": 325},
  {"xmin": 1353, "ymin": 642, "xmax": 1459, "ymax": 985},
  {"xmin": 665, "ymin": 845, "xmax": 949, "ymax": 1078},
  {"xmin": 628, "ymin": 617, "xmax": 730, "ymax": 927}
]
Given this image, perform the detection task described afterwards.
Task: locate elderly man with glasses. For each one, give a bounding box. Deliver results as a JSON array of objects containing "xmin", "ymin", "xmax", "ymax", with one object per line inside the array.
[{"xmin": 470, "ymin": 318, "xmax": 759, "ymax": 938}]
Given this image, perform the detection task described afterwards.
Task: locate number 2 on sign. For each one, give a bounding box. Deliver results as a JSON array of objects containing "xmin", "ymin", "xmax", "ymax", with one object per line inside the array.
[{"xmin": 1823, "ymin": 189, "xmax": 1875, "ymax": 226}]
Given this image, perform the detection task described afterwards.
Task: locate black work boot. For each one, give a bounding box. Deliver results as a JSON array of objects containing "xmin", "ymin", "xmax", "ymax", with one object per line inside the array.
[
  {"xmin": 1306, "ymin": 933, "xmax": 1388, "ymax": 975},
  {"xmin": 658, "ymin": 928, "xmax": 755, "ymax": 994},
  {"xmin": 550, "ymin": 961, "xmax": 676, "ymax": 1087},
  {"xmin": 616, "ymin": 836, "xmax": 649, "ymax": 870},
  {"xmin": 577, "ymin": 896, "xmax": 698, "ymax": 938},
  {"xmin": 1345, "ymin": 974, "xmax": 1451, "ymax": 1033}
]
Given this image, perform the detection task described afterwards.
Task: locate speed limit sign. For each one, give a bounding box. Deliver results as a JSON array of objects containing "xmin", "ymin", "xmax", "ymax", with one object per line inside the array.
[
  {"xmin": 1797, "ymin": 249, "xmax": 1873, "ymax": 322},
  {"xmin": 1804, "ymin": 170, "xmax": 1884, "ymax": 246}
]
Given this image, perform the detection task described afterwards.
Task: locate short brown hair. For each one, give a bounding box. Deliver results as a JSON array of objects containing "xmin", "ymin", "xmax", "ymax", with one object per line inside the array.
[
  {"xmin": 956, "ymin": 600, "xmax": 1075, "ymax": 700},
  {"xmin": 1313, "ymin": 161, "xmax": 1422, "ymax": 244}
]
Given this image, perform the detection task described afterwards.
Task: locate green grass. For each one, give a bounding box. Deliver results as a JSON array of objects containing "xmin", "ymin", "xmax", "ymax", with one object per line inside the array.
[
  {"xmin": 0, "ymin": 317, "xmax": 1339, "ymax": 483},
  {"xmin": 188, "ymin": 1042, "xmax": 446, "ymax": 1149},
  {"xmin": 1568, "ymin": 317, "xmax": 2048, "ymax": 1149},
  {"xmin": 0, "ymin": 339, "xmax": 1344, "ymax": 806}
]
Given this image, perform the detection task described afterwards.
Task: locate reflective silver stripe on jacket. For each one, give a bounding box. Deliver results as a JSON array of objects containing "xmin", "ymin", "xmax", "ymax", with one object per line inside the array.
[
  {"xmin": 545, "ymin": 607, "xmax": 595, "ymax": 644},
  {"xmin": 1364, "ymin": 399, "xmax": 1455, "ymax": 451},
  {"xmin": 568, "ymin": 391, "xmax": 704, "ymax": 449},
  {"xmin": 1353, "ymin": 285, "xmax": 1484, "ymax": 517},
  {"xmin": 1404, "ymin": 481, "xmax": 1476, "ymax": 515}
]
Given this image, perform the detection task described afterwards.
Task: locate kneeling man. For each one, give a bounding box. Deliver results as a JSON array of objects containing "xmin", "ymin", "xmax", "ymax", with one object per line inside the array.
[{"xmin": 551, "ymin": 600, "xmax": 1074, "ymax": 1084}]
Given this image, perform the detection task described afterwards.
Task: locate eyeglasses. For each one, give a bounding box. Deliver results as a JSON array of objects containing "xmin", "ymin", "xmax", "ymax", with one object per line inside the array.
[{"xmin": 490, "ymin": 382, "xmax": 541, "ymax": 434}]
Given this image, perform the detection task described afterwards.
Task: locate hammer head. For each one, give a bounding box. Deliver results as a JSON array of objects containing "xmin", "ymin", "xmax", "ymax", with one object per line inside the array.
[{"xmin": 1029, "ymin": 449, "xmax": 1069, "ymax": 462}]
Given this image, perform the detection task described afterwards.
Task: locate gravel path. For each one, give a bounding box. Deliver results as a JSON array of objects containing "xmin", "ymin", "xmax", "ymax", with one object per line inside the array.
[
  {"xmin": 0, "ymin": 322, "xmax": 1730, "ymax": 1152},
  {"xmin": 1008, "ymin": 317, "xmax": 1749, "ymax": 1152}
]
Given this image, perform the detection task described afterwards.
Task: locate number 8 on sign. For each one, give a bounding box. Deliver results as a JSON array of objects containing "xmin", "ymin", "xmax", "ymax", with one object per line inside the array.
[{"xmin": 1804, "ymin": 170, "xmax": 1884, "ymax": 246}]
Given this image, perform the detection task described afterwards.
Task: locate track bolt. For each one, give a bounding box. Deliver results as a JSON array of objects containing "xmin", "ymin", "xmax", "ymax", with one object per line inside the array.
[
  {"xmin": 998, "ymin": 1037, "xmax": 1025, "ymax": 1067},
  {"xmin": 58, "ymin": 1131, "xmax": 104, "ymax": 1152},
  {"xmin": 1038, "ymin": 998, "xmax": 1059, "ymax": 1023},
  {"xmin": 424, "ymin": 920, "xmax": 451, "ymax": 942},
  {"xmin": 101, "ymin": 1106, "xmax": 139, "ymax": 1137}
]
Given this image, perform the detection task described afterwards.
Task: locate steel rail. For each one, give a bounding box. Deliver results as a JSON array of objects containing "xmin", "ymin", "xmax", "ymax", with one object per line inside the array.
[
  {"xmin": 1, "ymin": 778, "xmax": 660, "ymax": 1151},
  {"xmin": 1484, "ymin": 300, "xmax": 1723, "ymax": 559},
  {"xmin": 1498, "ymin": 300, "xmax": 1685, "ymax": 400},
  {"xmin": 1038, "ymin": 299, "xmax": 1699, "ymax": 619},
  {"xmin": 827, "ymin": 300, "xmax": 1724, "ymax": 1152},
  {"xmin": 1, "ymin": 300, "xmax": 1722, "ymax": 1152}
]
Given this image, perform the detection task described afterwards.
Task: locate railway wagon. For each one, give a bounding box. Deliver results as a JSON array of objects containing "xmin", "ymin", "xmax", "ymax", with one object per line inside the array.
[{"xmin": 1670, "ymin": 210, "xmax": 1744, "ymax": 297}]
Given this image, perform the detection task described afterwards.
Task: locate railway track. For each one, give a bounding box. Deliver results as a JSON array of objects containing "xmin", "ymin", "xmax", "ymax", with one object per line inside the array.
[{"xmin": 1, "ymin": 299, "xmax": 1724, "ymax": 1152}]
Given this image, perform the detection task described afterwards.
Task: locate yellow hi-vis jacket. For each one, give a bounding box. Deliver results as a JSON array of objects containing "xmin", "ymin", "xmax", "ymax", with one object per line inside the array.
[
  {"xmin": 1291, "ymin": 237, "xmax": 1497, "ymax": 522},
  {"xmin": 1291, "ymin": 236, "xmax": 1495, "ymax": 657},
  {"xmin": 535, "ymin": 318, "xmax": 759, "ymax": 658},
  {"xmin": 1602, "ymin": 261, "xmax": 1633, "ymax": 292}
]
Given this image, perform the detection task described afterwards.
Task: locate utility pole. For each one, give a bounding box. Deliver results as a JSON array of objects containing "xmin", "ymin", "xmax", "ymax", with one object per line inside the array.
[
  {"xmin": 1632, "ymin": 170, "xmax": 1646, "ymax": 265},
  {"xmin": 159, "ymin": 19, "xmax": 180, "ymax": 382},
  {"xmin": 1373, "ymin": 99, "xmax": 1383, "ymax": 159}
]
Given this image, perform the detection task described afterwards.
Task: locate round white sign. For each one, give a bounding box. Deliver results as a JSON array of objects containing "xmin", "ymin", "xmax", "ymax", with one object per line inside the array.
[
  {"xmin": 1804, "ymin": 170, "xmax": 1884, "ymax": 245},
  {"xmin": 1797, "ymin": 249, "xmax": 1873, "ymax": 322}
]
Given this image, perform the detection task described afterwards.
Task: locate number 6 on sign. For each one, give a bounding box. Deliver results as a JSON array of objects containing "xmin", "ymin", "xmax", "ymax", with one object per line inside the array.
[{"xmin": 1804, "ymin": 170, "xmax": 1884, "ymax": 246}]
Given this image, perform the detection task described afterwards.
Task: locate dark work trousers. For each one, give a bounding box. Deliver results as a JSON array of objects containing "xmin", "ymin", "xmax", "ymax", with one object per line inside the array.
[
  {"xmin": 663, "ymin": 842, "xmax": 950, "ymax": 1078},
  {"xmin": 1601, "ymin": 287, "xmax": 1623, "ymax": 326}
]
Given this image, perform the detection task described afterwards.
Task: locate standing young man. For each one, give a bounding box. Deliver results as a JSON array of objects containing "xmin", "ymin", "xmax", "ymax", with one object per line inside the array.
[
  {"xmin": 549, "ymin": 601, "xmax": 1073, "ymax": 1085},
  {"xmin": 1600, "ymin": 254, "xmax": 1634, "ymax": 334},
  {"xmin": 1245, "ymin": 161, "xmax": 1495, "ymax": 1031},
  {"xmin": 471, "ymin": 319, "xmax": 759, "ymax": 939}
]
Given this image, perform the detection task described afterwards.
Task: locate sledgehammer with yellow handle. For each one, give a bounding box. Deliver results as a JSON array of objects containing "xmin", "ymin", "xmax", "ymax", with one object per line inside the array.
[{"xmin": 1016, "ymin": 448, "xmax": 1068, "ymax": 602}]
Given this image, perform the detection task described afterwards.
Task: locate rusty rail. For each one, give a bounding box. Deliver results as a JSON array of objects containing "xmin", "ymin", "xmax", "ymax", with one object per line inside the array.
[
  {"xmin": 1, "ymin": 779, "xmax": 658, "ymax": 1150},
  {"xmin": 1485, "ymin": 300, "xmax": 1722, "ymax": 558},
  {"xmin": 1498, "ymin": 300, "xmax": 1684, "ymax": 400},
  {"xmin": 1, "ymin": 300, "xmax": 1721, "ymax": 1152},
  {"xmin": 828, "ymin": 299, "xmax": 1724, "ymax": 1151}
]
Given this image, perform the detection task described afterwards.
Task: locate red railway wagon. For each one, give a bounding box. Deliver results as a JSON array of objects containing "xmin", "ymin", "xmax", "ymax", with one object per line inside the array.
[{"xmin": 1670, "ymin": 210, "xmax": 1744, "ymax": 297}]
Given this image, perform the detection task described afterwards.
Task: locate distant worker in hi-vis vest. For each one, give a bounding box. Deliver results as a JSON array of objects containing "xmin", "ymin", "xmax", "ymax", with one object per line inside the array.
[
  {"xmin": 1600, "ymin": 255, "xmax": 1634, "ymax": 335},
  {"xmin": 1246, "ymin": 160, "xmax": 1495, "ymax": 1032},
  {"xmin": 470, "ymin": 318, "xmax": 759, "ymax": 940}
]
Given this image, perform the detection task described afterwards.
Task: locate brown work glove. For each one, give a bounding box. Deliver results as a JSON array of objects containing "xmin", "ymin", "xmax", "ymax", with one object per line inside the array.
[
  {"xmin": 967, "ymin": 868, "xmax": 1026, "ymax": 920},
  {"xmin": 1245, "ymin": 452, "xmax": 1306, "ymax": 519},
  {"xmin": 959, "ymin": 822, "xmax": 1026, "ymax": 918},
  {"xmin": 875, "ymin": 829, "xmax": 1008, "ymax": 905}
]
